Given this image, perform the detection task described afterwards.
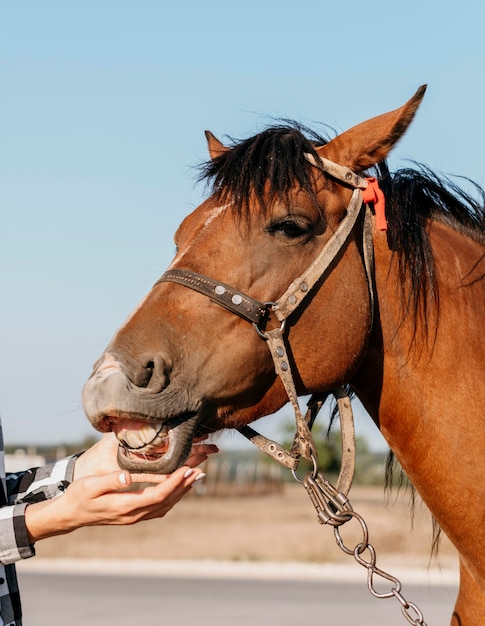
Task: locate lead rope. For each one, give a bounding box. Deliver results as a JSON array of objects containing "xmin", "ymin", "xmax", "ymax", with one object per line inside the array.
[
  {"xmin": 239, "ymin": 388, "xmax": 427, "ymax": 624},
  {"xmin": 299, "ymin": 464, "xmax": 428, "ymax": 625},
  {"xmin": 242, "ymin": 392, "xmax": 427, "ymax": 626}
]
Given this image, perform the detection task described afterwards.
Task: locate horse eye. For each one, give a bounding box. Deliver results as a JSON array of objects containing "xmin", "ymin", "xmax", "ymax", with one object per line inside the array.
[{"xmin": 268, "ymin": 219, "xmax": 310, "ymax": 239}]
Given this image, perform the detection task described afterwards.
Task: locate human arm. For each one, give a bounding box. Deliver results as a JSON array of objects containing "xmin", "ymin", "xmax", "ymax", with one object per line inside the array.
[
  {"xmin": 0, "ymin": 456, "xmax": 80, "ymax": 564},
  {"xmin": 23, "ymin": 433, "xmax": 217, "ymax": 543},
  {"xmin": 23, "ymin": 464, "xmax": 206, "ymax": 542},
  {"xmin": 2, "ymin": 434, "xmax": 218, "ymax": 561}
]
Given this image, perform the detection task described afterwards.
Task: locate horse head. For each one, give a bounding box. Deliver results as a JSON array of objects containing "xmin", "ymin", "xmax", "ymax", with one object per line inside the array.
[{"xmin": 82, "ymin": 86, "xmax": 426, "ymax": 473}]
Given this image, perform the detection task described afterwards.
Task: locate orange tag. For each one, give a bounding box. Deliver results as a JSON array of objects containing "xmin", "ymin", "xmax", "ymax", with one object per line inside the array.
[{"xmin": 361, "ymin": 177, "xmax": 387, "ymax": 231}]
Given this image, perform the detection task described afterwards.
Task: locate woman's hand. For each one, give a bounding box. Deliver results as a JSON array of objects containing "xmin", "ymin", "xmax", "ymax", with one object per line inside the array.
[
  {"xmin": 73, "ymin": 432, "xmax": 218, "ymax": 480},
  {"xmin": 24, "ymin": 434, "xmax": 218, "ymax": 543},
  {"xmin": 25, "ymin": 464, "xmax": 206, "ymax": 542}
]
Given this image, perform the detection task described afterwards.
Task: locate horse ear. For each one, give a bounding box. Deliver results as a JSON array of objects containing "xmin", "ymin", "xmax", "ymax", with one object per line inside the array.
[
  {"xmin": 316, "ymin": 85, "xmax": 427, "ymax": 171},
  {"xmin": 205, "ymin": 130, "xmax": 229, "ymax": 160}
]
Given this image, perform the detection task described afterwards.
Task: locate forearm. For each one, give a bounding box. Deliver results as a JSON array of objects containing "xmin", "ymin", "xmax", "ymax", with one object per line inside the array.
[
  {"xmin": 16, "ymin": 441, "xmax": 216, "ymax": 546},
  {"xmin": 25, "ymin": 465, "xmax": 207, "ymax": 543},
  {"xmin": 4, "ymin": 455, "xmax": 82, "ymax": 553},
  {"xmin": 24, "ymin": 497, "xmax": 77, "ymax": 543}
]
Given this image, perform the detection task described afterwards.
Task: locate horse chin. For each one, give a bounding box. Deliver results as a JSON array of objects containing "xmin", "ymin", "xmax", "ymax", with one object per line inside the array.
[{"xmin": 114, "ymin": 413, "xmax": 200, "ymax": 474}]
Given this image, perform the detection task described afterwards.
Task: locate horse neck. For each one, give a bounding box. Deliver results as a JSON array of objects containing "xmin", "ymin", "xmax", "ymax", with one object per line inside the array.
[{"xmin": 351, "ymin": 219, "xmax": 485, "ymax": 578}]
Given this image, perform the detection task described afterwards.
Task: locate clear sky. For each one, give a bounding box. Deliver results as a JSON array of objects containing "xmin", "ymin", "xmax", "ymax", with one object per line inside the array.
[{"xmin": 0, "ymin": 2, "xmax": 483, "ymax": 452}]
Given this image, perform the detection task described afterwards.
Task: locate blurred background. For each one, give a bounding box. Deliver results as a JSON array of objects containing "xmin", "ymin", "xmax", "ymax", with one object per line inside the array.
[
  {"xmin": 0, "ymin": 2, "xmax": 483, "ymax": 467},
  {"xmin": 4, "ymin": 6, "xmax": 476, "ymax": 623}
]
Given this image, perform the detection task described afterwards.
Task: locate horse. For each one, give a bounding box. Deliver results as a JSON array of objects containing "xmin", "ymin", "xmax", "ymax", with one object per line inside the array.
[{"xmin": 82, "ymin": 86, "xmax": 485, "ymax": 625}]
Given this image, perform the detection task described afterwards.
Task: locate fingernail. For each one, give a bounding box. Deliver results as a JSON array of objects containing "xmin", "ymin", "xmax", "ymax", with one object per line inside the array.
[
  {"xmin": 194, "ymin": 473, "xmax": 206, "ymax": 482},
  {"xmin": 119, "ymin": 472, "xmax": 127, "ymax": 485},
  {"xmin": 183, "ymin": 468, "xmax": 194, "ymax": 479}
]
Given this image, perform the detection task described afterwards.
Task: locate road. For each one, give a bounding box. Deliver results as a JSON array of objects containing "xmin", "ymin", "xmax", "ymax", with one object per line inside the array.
[{"xmin": 18, "ymin": 570, "xmax": 457, "ymax": 625}]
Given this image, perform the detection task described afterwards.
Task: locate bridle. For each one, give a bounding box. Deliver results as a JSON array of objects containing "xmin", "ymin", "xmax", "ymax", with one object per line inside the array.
[
  {"xmin": 157, "ymin": 153, "xmax": 382, "ymax": 495},
  {"xmin": 156, "ymin": 156, "xmax": 430, "ymax": 625}
]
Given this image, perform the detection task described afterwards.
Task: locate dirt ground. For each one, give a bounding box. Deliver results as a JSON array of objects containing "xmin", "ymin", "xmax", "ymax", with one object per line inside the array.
[{"xmin": 35, "ymin": 484, "xmax": 458, "ymax": 571}]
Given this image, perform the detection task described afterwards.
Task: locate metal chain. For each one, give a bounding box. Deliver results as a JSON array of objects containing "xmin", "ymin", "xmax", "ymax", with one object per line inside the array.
[{"xmin": 299, "ymin": 470, "xmax": 428, "ymax": 626}]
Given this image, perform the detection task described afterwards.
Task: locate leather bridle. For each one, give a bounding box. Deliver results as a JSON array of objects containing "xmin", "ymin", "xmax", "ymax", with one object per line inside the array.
[{"xmin": 157, "ymin": 154, "xmax": 379, "ymax": 495}]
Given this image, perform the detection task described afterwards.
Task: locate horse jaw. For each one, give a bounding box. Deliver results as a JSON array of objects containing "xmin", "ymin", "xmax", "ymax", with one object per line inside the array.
[
  {"xmin": 82, "ymin": 367, "xmax": 201, "ymax": 473},
  {"xmin": 115, "ymin": 413, "xmax": 200, "ymax": 473}
]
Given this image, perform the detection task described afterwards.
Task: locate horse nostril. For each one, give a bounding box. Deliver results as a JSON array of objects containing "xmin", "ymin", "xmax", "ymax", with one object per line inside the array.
[
  {"xmin": 101, "ymin": 350, "xmax": 171, "ymax": 392},
  {"xmin": 140, "ymin": 355, "xmax": 170, "ymax": 392}
]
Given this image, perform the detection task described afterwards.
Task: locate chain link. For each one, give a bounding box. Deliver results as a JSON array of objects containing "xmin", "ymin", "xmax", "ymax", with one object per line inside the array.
[{"xmin": 301, "ymin": 470, "xmax": 428, "ymax": 626}]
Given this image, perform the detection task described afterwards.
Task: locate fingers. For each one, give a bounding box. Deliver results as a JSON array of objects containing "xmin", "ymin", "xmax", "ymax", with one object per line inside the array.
[
  {"xmin": 128, "ymin": 466, "xmax": 206, "ymax": 487},
  {"xmin": 81, "ymin": 463, "xmax": 207, "ymax": 498},
  {"xmin": 191, "ymin": 443, "xmax": 219, "ymax": 454},
  {"xmin": 77, "ymin": 470, "xmax": 134, "ymax": 497},
  {"xmin": 118, "ymin": 471, "xmax": 132, "ymax": 487},
  {"xmin": 192, "ymin": 434, "xmax": 209, "ymax": 443},
  {"xmin": 115, "ymin": 466, "xmax": 205, "ymax": 519},
  {"xmin": 197, "ymin": 444, "xmax": 219, "ymax": 455},
  {"xmin": 185, "ymin": 454, "xmax": 208, "ymax": 468},
  {"xmin": 62, "ymin": 464, "xmax": 207, "ymax": 529},
  {"xmin": 181, "ymin": 467, "xmax": 206, "ymax": 483},
  {"xmin": 186, "ymin": 443, "xmax": 219, "ymax": 467}
]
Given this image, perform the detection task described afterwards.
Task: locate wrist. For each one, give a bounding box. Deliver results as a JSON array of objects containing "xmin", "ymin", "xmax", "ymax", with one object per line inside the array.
[{"xmin": 24, "ymin": 497, "xmax": 78, "ymax": 543}]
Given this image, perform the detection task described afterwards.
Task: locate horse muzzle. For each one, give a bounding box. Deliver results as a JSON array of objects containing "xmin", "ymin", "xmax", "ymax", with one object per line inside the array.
[{"xmin": 82, "ymin": 364, "xmax": 200, "ymax": 473}]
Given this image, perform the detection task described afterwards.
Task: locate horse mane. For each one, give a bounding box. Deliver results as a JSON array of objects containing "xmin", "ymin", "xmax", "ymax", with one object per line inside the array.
[
  {"xmin": 198, "ymin": 122, "xmax": 329, "ymax": 217},
  {"xmin": 378, "ymin": 162, "xmax": 485, "ymax": 339},
  {"xmin": 199, "ymin": 122, "xmax": 485, "ymax": 338}
]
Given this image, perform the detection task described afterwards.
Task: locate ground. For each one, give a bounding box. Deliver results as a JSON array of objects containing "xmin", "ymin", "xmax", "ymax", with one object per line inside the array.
[{"xmin": 35, "ymin": 485, "xmax": 458, "ymax": 571}]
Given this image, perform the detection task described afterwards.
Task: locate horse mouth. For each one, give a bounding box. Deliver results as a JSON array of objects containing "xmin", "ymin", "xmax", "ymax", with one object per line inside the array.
[{"xmin": 110, "ymin": 413, "xmax": 200, "ymax": 474}]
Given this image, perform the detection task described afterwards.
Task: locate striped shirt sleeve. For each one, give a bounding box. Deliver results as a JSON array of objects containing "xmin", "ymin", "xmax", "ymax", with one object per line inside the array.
[
  {"xmin": 0, "ymin": 502, "xmax": 33, "ymax": 564},
  {"xmin": 0, "ymin": 455, "xmax": 79, "ymax": 565},
  {"xmin": 6, "ymin": 455, "xmax": 78, "ymax": 505}
]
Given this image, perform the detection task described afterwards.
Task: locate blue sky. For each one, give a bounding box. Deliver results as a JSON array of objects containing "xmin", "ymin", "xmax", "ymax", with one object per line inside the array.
[{"xmin": 0, "ymin": 2, "xmax": 483, "ymax": 451}]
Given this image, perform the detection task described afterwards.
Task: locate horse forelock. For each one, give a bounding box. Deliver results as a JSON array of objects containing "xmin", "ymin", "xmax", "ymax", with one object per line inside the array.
[{"xmin": 198, "ymin": 122, "xmax": 330, "ymax": 218}]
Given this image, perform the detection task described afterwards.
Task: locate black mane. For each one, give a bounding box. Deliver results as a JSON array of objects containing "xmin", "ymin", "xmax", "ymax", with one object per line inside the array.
[
  {"xmin": 198, "ymin": 122, "xmax": 485, "ymax": 330},
  {"xmin": 198, "ymin": 123, "xmax": 329, "ymax": 217}
]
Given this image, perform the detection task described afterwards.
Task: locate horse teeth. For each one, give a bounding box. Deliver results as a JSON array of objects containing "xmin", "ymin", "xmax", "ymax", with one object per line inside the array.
[{"xmin": 118, "ymin": 422, "xmax": 169, "ymax": 453}]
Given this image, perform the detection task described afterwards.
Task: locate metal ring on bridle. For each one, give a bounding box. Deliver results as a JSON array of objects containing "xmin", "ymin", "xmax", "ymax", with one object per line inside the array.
[
  {"xmin": 253, "ymin": 315, "xmax": 286, "ymax": 340},
  {"xmin": 333, "ymin": 510, "xmax": 369, "ymax": 555},
  {"xmin": 291, "ymin": 450, "xmax": 319, "ymax": 484}
]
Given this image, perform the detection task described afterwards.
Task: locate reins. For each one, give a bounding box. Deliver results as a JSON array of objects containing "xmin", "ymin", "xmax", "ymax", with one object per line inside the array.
[{"xmin": 157, "ymin": 155, "xmax": 428, "ymax": 625}]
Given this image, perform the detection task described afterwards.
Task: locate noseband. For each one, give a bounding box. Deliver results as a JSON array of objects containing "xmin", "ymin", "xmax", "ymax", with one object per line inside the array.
[{"xmin": 157, "ymin": 154, "xmax": 380, "ymax": 494}]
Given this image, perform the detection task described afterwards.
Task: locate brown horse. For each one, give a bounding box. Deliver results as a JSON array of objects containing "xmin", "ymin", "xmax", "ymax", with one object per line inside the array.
[{"xmin": 82, "ymin": 86, "xmax": 485, "ymax": 624}]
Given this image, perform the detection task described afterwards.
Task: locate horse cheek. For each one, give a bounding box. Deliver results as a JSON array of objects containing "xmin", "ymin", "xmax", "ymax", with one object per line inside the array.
[{"xmin": 291, "ymin": 247, "xmax": 372, "ymax": 392}]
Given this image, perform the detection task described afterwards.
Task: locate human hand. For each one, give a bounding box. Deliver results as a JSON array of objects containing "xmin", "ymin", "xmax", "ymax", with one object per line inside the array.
[
  {"xmin": 25, "ymin": 464, "xmax": 206, "ymax": 542},
  {"xmin": 73, "ymin": 432, "xmax": 218, "ymax": 480}
]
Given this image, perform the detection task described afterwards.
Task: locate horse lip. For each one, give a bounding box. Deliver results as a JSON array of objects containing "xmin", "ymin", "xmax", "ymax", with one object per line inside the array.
[{"xmin": 115, "ymin": 412, "xmax": 200, "ymax": 474}]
